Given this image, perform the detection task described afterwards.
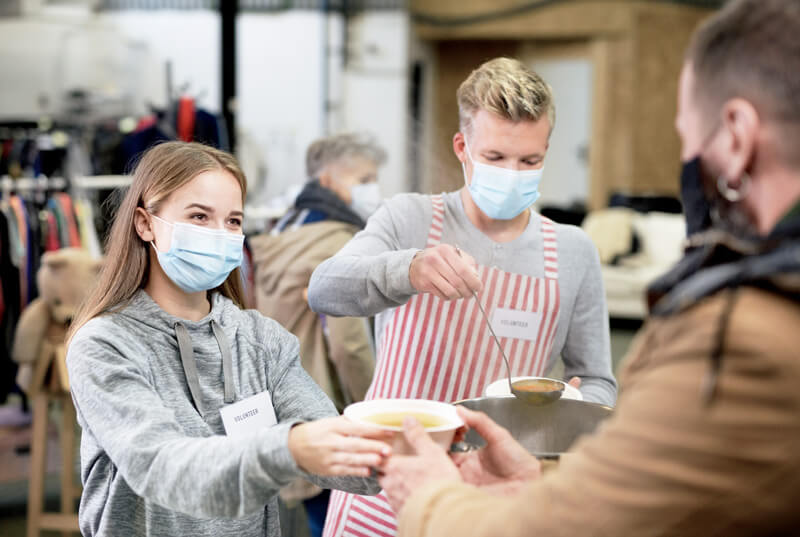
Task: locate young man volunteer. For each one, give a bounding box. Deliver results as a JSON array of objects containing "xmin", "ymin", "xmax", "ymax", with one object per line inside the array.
[{"xmin": 309, "ymin": 57, "xmax": 616, "ymax": 537}]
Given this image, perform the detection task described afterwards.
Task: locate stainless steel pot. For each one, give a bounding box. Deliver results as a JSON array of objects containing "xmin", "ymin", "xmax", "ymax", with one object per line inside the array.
[{"xmin": 454, "ymin": 396, "xmax": 613, "ymax": 457}]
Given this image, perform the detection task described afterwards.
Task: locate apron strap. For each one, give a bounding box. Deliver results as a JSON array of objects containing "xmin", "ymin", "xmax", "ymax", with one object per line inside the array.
[
  {"xmin": 425, "ymin": 194, "xmax": 446, "ymax": 248},
  {"xmin": 540, "ymin": 216, "xmax": 559, "ymax": 279}
]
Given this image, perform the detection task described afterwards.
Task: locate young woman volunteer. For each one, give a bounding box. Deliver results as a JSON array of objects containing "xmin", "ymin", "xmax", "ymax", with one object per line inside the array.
[{"xmin": 66, "ymin": 141, "xmax": 390, "ymax": 537}]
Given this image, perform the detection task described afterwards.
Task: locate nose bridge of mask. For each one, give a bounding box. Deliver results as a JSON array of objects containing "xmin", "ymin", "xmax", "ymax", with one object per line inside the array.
[
  {"xmin": 463, "ymin": 136, "xmax": 543, "ymax": 180},
  {"xmin": 151, "ymin": 214, "xmax": 243, "ymax": 262}
]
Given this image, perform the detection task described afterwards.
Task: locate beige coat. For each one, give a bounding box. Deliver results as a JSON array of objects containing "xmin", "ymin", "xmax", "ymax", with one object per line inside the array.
[
  {"xmin": 399, "ymin": 286, "xmax": 800, "ymax": 536},
  {"xmin": 251, "ymin": 221, "xmax": 374, "ymax": 412},
  {"xmin": 251, "ymin": 221, "xmax": 376, "ymax": 503}
]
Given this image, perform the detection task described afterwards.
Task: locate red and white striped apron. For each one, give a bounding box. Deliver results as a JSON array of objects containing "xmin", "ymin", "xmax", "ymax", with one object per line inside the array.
[{"xmin": 323, "ymin": 194, "xmax": 561, "ymax": 537}]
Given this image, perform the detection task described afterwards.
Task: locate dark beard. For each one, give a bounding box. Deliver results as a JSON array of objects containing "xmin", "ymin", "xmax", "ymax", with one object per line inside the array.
[{"xmin": 691, "ymin": 155, "xmax": 758, "ymax": 239}]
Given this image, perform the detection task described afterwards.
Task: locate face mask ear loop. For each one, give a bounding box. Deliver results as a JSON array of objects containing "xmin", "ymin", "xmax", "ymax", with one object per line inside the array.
[
  {"xmin": 463, "ymin": 135, "xmax": 475, "ymax": 164},
  {"xmin": 148, "ymin": 213, "xmax": 171, "ymax": 253},
  {"xmin": 462, "ymin": 135, "xmax": 476, "ymax": 187}
]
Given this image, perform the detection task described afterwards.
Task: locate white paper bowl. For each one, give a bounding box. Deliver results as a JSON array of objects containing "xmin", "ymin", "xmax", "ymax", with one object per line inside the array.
[
  {"xmin": 484, "ymin": 376, "xmax": 583, "ymax": 401},
  {"xmin": 344, "ymin": 399, "xmax": 464, "ymax": 455}
]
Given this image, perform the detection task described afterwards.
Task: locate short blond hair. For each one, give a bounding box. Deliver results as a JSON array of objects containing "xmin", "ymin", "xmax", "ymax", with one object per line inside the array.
[{"xmin": 457, "ymin": 57, "xmax": 555, "ymax": 134}]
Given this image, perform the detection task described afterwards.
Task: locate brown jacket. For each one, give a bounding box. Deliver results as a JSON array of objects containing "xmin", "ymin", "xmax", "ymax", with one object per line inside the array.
[
  {"xmin": 250, "ymin": 221, "xmax": 375, "ymax": 412},
  {"xmin": 399, "ymin": 286, "xmax": 800, "ymax": 536}
]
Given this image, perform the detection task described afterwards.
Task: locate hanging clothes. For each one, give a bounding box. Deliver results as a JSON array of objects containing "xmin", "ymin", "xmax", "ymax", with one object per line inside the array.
[
  {"xmin": 74, "ymin": 199, "xmax": 103, "ymax": 259},
  {"xmin": 8, "ymin": 196, "xmax": 28, "ymax": 307},
  {"xmin": 2, "ymin": 203, "xmax": 22, "ymax": 270},
  {"xmin": 44, "ymin": 212, "xmax": 60, "ymax": 252},
  {"xmin": 0, "ymin": 208, "xmax": 20, "ymax": 403},
  {"xmin": 177, "ymin": 96, "xmax": 196, "ymax": 143},
  {"xmin": 47, "ymin": 197, "xmax": 69, "ymax": 249},
  {"xmin": 22, "ymin": 198, "xmax": 39, "ymax": 305},
  {"xmin": 54, "ymin": 193, "xmax": 82, "ymax": 247}
]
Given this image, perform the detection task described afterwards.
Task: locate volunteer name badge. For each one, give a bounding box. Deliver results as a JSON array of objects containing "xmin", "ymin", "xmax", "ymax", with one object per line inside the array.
[
  {"xmin": 220, "ymin": 391, "xmax": 277, "ymax": 437},
  {"xmin": 491, "ymin": 308, "xmax": 542, "ymax": 341}
]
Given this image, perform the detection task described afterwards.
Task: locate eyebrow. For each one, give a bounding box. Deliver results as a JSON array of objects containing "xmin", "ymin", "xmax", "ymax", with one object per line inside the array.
[
  {"xmin": 185, "ymin": 203, "xmax": 214, "ymax": 212},
  {"xmin": 184, "ymin": 203, "xmax": 244, "ymax": 218},
  {"xmin": 484, "ymin": 150, "xmax": 544, "ymax": 160}
]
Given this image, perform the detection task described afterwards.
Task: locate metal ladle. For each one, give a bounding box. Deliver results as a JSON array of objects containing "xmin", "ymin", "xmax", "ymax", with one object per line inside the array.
[{"xmin": 455, "ymin": 246, "xmax": 564, "ymax": 406}]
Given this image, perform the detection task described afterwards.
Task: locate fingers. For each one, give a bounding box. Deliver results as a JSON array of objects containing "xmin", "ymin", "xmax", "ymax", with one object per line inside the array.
[
  {"xmin": 443, "ymin": 246, "xmax": 483, "ymax": 294},
  {"xmin": 455, "ymin": 407, "xmax": 512, "ymax": 444},
  {"xmin": 450, "ymin": 452, "xmax": 472, "ymax": 466},
  {"xmin": 329, "ymin": 450, "xmax": 385, "ymax": 469},
  {"xmin": 452, "ymin": 424, "xmax": 468, "ymax": 445},
  {"xmin": 403, "ymin": 417, "xmax": 442, "ymax": 456},
  {"xmin": 409, "ymin": 245, "xmax": 483, "ymax": 300},
  {"xmin": 567, "ymin": 376, "xmax": 582, "ymax": 389},
  {"xmin": 428, "ymin": 270, "xmax": 464, "ymax": 301},
  {"xmin": 326, "ymin": 464, "xmax": 373, "ymax": 477},
  {"xmin": 336, "ymin": 435, "xmax": 392, "ymax": 457},
  {"xmin": 337, "ymin": 418, "xmax": 396, "ymax": 442},
  {"xmin": 426, "ymin": 250, "xmax": 471, "ymax": 300}
]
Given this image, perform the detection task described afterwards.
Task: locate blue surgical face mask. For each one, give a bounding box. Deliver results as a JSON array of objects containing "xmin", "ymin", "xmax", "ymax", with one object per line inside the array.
[
  {"xmin": 150, "ymin": 214, "xmax": 244, "ymax": 293},
  {"xmin": 462, "ymin": 137, "xmax": 543, "ymax": 220}
]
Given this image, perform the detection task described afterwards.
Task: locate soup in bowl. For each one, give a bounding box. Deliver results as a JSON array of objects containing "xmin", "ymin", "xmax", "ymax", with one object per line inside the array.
[{"xmin": 344, "ymin": 399, "xmax": 464, "ymax": 455}]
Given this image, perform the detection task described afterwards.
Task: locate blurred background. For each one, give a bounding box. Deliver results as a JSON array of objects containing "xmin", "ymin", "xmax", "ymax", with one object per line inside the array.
[{"xmin": 0, "ymin": 0, "xmax": 724, "ymax": 535}]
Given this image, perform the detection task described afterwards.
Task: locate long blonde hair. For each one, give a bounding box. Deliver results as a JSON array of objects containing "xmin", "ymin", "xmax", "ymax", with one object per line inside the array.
[{"xmin": 69, "ymin": 141, "xmax": 248, "ymax": 343}]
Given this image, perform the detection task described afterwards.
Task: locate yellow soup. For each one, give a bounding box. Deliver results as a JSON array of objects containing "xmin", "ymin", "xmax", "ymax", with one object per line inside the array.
[
  {"xmin": 363, "ymin": 411, "xmax": 449, "ymax": 429},
  {"xmin": 513, "ymin": 379, "xmax": 564, "ymax": 393}
]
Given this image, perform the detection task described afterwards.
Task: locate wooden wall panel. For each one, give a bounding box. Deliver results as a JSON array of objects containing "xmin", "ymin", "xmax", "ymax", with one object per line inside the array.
[
  {"xmin": 629, "ymin": 4, "xmax": 711, "ymax": 196},
  {"xmin": 413, "ymin": 0, "xmax": 716, "ymax": 206},
  {"xmin": 412, "ymin": 0, "xmax": 635, "ymax": 40},
  {"xmin": 589, "ymin": 37, "xmax": 636, "ymax": 208},
  {"xmin": 429, "ymin": 40, "xmax": 519, "ymax": 193}
]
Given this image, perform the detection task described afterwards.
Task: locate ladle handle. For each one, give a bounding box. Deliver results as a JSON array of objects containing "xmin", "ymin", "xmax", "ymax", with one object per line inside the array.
[{"xmin": 454, "ymin": 245, "xmax": 514, "ymax": 393}]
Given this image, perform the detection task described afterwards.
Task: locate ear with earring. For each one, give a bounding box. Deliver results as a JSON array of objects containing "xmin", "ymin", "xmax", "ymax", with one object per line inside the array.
[{"xmin": 717, "ymin": 172, "xmax": 751, "ymax": 202}]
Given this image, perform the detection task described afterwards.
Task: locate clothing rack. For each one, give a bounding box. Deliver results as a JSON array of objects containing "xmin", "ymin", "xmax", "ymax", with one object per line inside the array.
[
  {"xmin": 73, "ymin": 175, "xmax": 132, "ymax": 191},
  {"xmin": 0, "ymin": 176, "xmax": 68, "ymax": 195},
  {"xmin": 0, "ymin": 175, "xmax": 132, "ymax": 196}
]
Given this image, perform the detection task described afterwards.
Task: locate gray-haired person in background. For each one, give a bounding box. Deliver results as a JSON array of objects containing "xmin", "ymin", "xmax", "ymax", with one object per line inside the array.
[{"xmin": 250, "ymin": 133, "xmax": 387, "ymax": 537}]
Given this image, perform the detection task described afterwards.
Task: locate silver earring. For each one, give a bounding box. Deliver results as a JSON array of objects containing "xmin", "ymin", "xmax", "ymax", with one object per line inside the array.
[{"xmin": 716, "ymin": 172, "xmax": 750, "ymax": 203}]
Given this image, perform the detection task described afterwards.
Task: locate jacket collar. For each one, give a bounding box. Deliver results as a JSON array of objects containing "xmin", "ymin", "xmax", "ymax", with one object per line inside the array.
[
  {"xmin": 648, "ymin": 210, "xmax": 800, "ymax": 316},
  {"xmin": 293, "ymin": 179, "xmax": 366, "ymax": 229}
]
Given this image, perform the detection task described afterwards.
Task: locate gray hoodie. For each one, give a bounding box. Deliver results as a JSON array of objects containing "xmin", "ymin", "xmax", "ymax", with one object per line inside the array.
[{"xmin": 67, "ymin": 290, "xmax": 379, "ymax": 537}]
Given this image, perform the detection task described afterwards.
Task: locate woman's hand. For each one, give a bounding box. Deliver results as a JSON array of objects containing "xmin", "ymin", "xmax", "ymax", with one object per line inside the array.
[
  {"xmin": 452, "ymin": 407, "xmax": 541, "ymax": 490},
  {"xmin": 288, "ymin": 416, "xmax": 393, "ymax": 477}
]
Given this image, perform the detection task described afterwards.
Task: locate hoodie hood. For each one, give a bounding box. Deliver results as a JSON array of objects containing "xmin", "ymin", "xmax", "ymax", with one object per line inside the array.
[{"xmin": 117, "ymin": 290, "xmax": 238, "ymax": 336}]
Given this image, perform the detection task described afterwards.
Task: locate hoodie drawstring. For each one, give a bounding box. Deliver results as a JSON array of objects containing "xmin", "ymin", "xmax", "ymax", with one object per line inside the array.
[{"xmin": 175, "ymin": 320, "xmax": 236, "ymax": 416}]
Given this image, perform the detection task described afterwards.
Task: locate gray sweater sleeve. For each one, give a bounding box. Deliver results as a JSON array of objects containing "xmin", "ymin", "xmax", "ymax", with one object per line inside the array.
[
  {"xmin": 266, "ymin": 324, "xmax": 380, "ymax": 495},
  {"xmin": 308, "ymin": 194, "xmax": 430, "ymax": 317},
  {"xmin": 68, "ymin": 321, "xmax": 376, "ymax": 520},
  {"xmin": 559, "ymin": 235, "xmax": 618, "ymax": 406}
]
